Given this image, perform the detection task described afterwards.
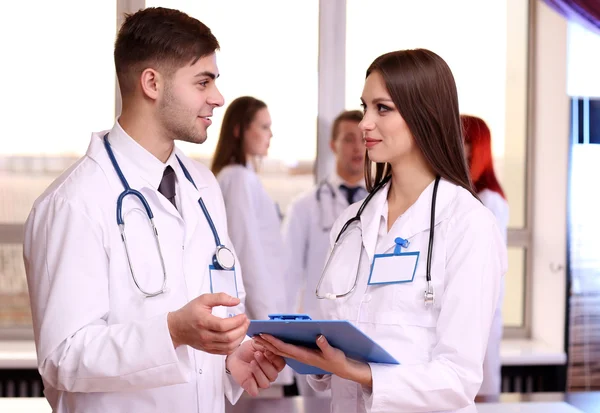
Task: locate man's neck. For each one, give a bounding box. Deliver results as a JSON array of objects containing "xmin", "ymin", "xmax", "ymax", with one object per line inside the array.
[
  {"xmin": 336, "ymin": 165, "xmax": 363, "ymax": 186},
  {"xmin": 118, "ymin": 110, "xmax": 174, "ymax": 163}
]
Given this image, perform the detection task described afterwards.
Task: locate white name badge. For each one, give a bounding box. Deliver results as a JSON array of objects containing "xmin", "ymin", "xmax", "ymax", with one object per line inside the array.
[
  {"xmin": 209, "ymin": 265, "xmax": 239, "ymax": 298},
  {"xmin": 368, "ymin": 251, "xmax": 420, "ymax": 285}
]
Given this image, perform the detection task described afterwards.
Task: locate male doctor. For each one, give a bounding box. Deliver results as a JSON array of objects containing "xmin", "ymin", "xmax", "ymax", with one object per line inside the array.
[
  {"xmin": 23, "ymin": 7, "xmax": 284, "ymax": 413},
  {"xmin": 282, "ymin": 110, "xmax": 366, "ymax": 396}
]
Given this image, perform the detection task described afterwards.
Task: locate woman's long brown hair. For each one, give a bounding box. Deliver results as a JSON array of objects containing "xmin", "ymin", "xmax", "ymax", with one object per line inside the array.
[
  {"xmin": 211, "ymin": 96, "xmax": 267, "ymax": 176},
  {"xmin": 363, "ymin": 49, "xmax": 476, "ymax": 199}
]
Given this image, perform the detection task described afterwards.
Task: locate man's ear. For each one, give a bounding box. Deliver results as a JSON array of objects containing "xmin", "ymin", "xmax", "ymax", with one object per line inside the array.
[
  {"xmin": 139, "ymin": 68, "xmax": 162, "ymax": 101},
  {"xmin": 329, "ymin": 138, "xmax": 337, "ymax": 154}
]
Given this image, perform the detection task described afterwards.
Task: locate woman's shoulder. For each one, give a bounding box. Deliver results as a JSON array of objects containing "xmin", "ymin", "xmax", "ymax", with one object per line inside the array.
[
  {"xmin": 447, "ymin": 185, "xmax": 502, "ymax": 240},
  {"xmin": 217, "ymin": 164, "xmax": 258, "ymax": 186}
]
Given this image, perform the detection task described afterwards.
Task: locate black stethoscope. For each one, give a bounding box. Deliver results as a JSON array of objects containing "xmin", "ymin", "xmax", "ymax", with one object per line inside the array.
[
  {"xmin": 315, "ymin": 174, "xmax": 440, "ymax": 306},
  {"xmin": 103, "ymin": 133, "xmax": 235, "ymax": 297}
]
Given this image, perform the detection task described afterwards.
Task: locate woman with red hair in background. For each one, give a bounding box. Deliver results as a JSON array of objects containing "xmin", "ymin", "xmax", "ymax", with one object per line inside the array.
[{"xmin": 462, "ymin": 114, "xmax": 508, "ymax": 401}]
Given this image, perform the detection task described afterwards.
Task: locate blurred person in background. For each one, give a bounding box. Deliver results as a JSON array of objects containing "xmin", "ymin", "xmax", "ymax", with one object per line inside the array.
[
  {"xmin": 211, "ymin": 96, "xmax": 294, "ymax": 394},
  {"xmin": 462, "ymin": 114, "xmax": 509, "ymax": 401},
  {"xmin": 282, "ymin": 110, "xmax": 366, "ymax": 397}
]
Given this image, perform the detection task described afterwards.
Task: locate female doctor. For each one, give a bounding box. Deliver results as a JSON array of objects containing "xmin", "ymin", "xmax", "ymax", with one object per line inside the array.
[
  {"xmin": 462, "ymin": 114, "xmax": 510, "ymax": 401},
  {"xmin": 211, "ymin": 96, "xmax": 294, "ymax": 390},
  {"xmin": 254, "ymin": 49, "xmax": 507, "ymax": 413}
]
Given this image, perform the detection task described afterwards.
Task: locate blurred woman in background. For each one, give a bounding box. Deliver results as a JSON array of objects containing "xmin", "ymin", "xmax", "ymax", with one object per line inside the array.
[
  {"xmin": 462, "ymin": 114, "xmax": 509, "ymax": 401},
  {"xmin": 211, "ymin": 96, "xmax": 293, "ymax": 394}
]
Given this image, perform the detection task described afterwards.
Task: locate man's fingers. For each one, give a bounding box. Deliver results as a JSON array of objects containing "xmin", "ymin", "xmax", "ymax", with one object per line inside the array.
[
  {"xmin": 242, "ymin": 376, "xmax": 259, "ymax": 397},
  {"xmin": 197, "ymin": 292, "xmax": 241, "ymax": 309},
  {"xmin": 254, "ymin": 351, "xmax": 279, "ymax": 382},
  {"xmin": 202, "ymin": 312, "xmax": 247, "ymax": 333},
  {"xmin": 211, "ymin": 319, "xmax": 249, "ymax": 344},
  {"xmin": 264, "ymin": 350, "xmax": 287, "ymax": 372},
  {"xmin": 250, "ymin": 360, "xmax": 271, "ymax": 389}
]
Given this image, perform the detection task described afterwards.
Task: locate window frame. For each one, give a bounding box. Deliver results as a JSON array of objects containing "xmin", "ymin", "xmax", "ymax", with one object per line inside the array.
[{"xmin": 0, "ymin": 0, "xmax": 535, "ymax": 339}]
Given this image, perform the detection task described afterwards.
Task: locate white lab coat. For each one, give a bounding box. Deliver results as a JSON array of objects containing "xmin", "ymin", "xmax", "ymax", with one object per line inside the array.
[
  {"xmin": 477, "ymin": 189, "xmax": 509, "ymax": 397},
  {"xmin": 216, "ymin": 164, "xmax": 294, "ymax": 386},
  {"xmin": 283, "ymin": 175, "xmax": 367, "ymax": 318},
  {"xmin": 23, "ymin": 123, "xmax": 245, "ymax": 413},
  {"xmin": 283, "ymin": 175, "xmax": 366, "ymax": 397},
  {"xmin": 216, "ymin": 164, "xmax": 289, "ymax": 320},
  {"xmin": 307, "ymin": 178, "xmax": 507, "ymax": 413}
]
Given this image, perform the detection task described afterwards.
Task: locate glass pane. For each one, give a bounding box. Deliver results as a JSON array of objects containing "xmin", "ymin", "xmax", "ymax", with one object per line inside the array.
[
  {"xmin": 0, "ymin": 244, "xmax": 30, "ymax": 328},
  {"xmin": 567, "ymin": 21, "xmax": 600, "ymax": 98},
  {"xmin": 346, "ymin": 0, "xmax": 528, "ymax": 228},
  {"xmin": 504, "ymin": 246, "xmax": 526, "ymax": 327},
  {"xmin": 145, "ymin": 0, "xmax": 319, "ymax": 211},
  {"xmin": 0, "ymin": 1, "xmax": 116, "ymax": 224}
]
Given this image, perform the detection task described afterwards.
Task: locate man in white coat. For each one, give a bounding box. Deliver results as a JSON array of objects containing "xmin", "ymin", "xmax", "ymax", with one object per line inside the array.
[
  {"xmin": 282, "ymin": 110, "xmax": 366, "ymax": 396},
  {"xmin": 22, "ymin": 7, "xmax": 284, "ymax": 413}
]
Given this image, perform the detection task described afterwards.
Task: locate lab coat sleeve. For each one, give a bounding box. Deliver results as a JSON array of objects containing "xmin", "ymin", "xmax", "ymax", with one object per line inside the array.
[
  {"xmin": 218, "ymin": 170, "xmax": 283, "ymax": 320},
  {"xmin": 365, "ymin": 209, "xmax": 507, "ymax": 412},
  {"xmin": 23, "ymin": 196, "xmax": 191, "ymax": 393},
  {"xmin": 282, "ymin": 197, "xmax": 310, "ymax": 312},
  {"xmin": 306, "ymin": 373, "xmax": 333, "ymax": 392}
]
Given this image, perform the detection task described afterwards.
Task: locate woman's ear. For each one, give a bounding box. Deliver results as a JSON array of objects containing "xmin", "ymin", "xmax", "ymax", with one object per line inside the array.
[{"xmin": 233, "ymin": 124, "xmax": 240, "ymax": 139}]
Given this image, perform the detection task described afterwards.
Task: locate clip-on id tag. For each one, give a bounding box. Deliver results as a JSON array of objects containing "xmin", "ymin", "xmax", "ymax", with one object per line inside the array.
[
  {"xmin": 368, "ymin": 237, "xmax": 420, "ymax": 285},
  {"xmin": 209, "ymin": 265, "xmax": 239, "ymax": 318},
  {"xmin": 209, "ymin": 265, "xmax": 238, "ymax": 297}
]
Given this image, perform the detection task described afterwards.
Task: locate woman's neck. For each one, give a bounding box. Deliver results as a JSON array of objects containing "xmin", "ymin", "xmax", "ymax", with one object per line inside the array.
[{"xmin": 386, "ymin": 158, "xmax": 436, "ymax": 231}]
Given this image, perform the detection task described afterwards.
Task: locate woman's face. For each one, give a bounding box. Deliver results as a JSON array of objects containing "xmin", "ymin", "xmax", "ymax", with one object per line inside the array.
[
  {"xmin": 243, "ymin": 107, "xmax": 273, "ymax": 157},
  {"xmin": 359, "ymin": 71, "xmax": 417, "ymax": 166}
]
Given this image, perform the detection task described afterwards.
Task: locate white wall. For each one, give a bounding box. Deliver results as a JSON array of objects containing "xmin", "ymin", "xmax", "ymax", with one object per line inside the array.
[{"xmin": 530, "ymin": 0, "xmax": 569, "ymax": 353}]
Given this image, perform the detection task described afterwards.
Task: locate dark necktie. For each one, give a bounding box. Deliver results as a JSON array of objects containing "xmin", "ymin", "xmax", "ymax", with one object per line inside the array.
[
  {"xmin": 339, "ymin": 184, "xmax": 362, "ymax": 205},
  {"xmin": 158, "ymin": 165, "xmax": 177, "ymax": 210}
]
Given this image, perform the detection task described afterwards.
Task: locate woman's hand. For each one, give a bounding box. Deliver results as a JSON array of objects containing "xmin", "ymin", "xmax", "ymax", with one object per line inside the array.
[{"xmin": 252, "ymin": 334, "xmax": 372, "ymax": 388}]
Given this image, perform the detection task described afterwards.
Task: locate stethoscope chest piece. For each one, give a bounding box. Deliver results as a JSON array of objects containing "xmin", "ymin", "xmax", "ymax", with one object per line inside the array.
[
  {"xmin": 214, "ymin": 245, "xmax": 235, "ymax": 270},
  {"xmin": 424, "ymin": 281, "xmax": 434, "ymax": 306}
]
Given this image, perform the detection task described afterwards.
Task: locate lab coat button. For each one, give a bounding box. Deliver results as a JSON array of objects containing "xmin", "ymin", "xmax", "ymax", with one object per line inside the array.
[{"xmin": 198, "ymin": 369, "xmax": 203, "ymax": 374}]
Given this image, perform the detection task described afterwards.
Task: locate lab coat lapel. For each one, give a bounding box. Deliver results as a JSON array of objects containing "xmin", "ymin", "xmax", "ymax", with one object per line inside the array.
[
  {"xmin": 381, "ymin": 179, "xmax": 458, "ymax": 252},
  {"xmin": 87, "ymin": 132, "xmax": 182, "ymax": 222},
  {"xmin": 172, "ymin": 154, "xmax": 208, "ymax": 248},
  {"xmin": 358, "ymin": 182, "xmax": 390, "ymax": 263}
]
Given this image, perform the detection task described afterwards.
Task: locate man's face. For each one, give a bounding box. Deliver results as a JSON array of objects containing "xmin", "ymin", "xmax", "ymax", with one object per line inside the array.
[
  {"xmin": 331, "ymin": 120, "xmax": 365, "ymax": 177},
  {"xmin": 157, "ymin": 53, "xmax": 224, "ymax": 144}
]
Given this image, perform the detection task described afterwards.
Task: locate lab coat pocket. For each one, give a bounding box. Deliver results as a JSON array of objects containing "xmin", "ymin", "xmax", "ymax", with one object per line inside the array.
[{"xmin": 390, "ymin": 281, "xmax": 437, "ymax": 327}]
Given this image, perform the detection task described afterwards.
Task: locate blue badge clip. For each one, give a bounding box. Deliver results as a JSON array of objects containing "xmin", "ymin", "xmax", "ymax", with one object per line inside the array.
[
  {"xmin": 394, "ymin": 237, "xmax": 410, "ymax": 255},
  {"xmin": 268, "ymin": 314, "xmax": 313, "ymax": 321}
]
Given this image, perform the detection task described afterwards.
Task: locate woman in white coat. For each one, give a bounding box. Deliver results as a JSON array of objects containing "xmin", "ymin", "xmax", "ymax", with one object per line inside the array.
[
  {"xmin": 211, "ymin": 96, "xmax": 294, "ymax": 390},
  {"xmin": 462, "ymin": 114, "xmax": 510, "ymax": 401},
  {"xmin": 254, "ymin": 49, "xmax": 507, "ymax": 413}
]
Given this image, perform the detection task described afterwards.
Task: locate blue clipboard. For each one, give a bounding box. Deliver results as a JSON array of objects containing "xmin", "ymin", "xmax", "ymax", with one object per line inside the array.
[{"xmin": 247, "ymin": 314, "xmax": 399, "ymax": 375}]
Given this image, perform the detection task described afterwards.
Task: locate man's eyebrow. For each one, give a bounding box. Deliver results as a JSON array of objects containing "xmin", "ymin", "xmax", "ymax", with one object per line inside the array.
[{"xmin": 194, "ymin": 71, "xmax": 218, "ymax": 79}]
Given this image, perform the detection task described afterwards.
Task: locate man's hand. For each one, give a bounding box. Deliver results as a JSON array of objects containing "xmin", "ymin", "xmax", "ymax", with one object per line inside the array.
[
  {"xmin": 226, "ymin": 340, "xmax": 286, "ymax": 396},
  {"xmin": 167, "ymin": 293, "xmax": 249, "ymax": 355}
]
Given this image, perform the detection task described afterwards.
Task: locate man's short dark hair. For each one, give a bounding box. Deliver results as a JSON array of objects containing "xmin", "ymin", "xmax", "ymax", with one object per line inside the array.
[{"xmin": 114, "ymin": 7, "xmax": 220, "ymax": 96}]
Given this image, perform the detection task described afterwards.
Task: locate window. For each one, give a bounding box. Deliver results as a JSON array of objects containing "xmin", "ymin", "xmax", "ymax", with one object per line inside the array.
[
  {"xmin": 145, "ymin": 0, "xmax": 320, "ymax": 211},
  {"xmin": 345, "ymin": 0, "xmax": 531, "ymax": 330},
  {"xmin": 0, "ymin": 1, "xmax": 116, "ymax": 332}
]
